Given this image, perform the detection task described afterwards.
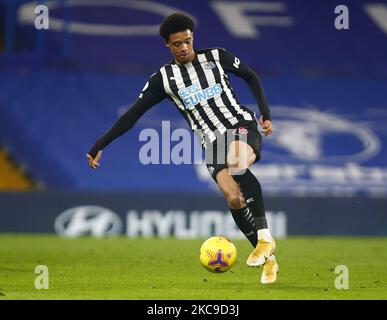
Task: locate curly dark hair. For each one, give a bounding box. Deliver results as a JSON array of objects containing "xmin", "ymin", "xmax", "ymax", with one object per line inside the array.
[{"xmin": 159, "ymin": 13, "xmax": 196, "ymax": 41}]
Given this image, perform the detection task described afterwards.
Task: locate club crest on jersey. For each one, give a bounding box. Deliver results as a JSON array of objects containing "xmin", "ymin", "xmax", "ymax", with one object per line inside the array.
[{"xmin": 203, "ymin": 61, "xmax": 216, "ymax": 70}]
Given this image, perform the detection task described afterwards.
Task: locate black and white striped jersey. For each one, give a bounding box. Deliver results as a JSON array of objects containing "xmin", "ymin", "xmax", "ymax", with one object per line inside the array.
[
  {"xmin": 140, "ymin": 47, "xmax": 269, "ymax": 146},
  {"xmin": 88, "ymin": 48, "xmax": 271, "ymax": 157}
]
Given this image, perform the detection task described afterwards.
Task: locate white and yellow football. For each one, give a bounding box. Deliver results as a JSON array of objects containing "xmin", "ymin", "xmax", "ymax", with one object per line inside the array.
[{"xmin": 199, "ymin": 236, "xmax": 237, "ymax": 273}]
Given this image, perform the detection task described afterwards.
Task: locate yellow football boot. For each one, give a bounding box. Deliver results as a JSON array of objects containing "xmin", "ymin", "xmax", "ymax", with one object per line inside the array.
[
  {"xmin": 261, "ymin": 255, "xmax": 279, "ymax": 284},
  {"xmin": 246, "ymin": 239, "xmax": 276, "ymax": 267}
]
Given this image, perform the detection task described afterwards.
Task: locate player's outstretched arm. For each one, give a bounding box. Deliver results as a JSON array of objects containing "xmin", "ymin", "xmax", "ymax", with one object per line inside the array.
[
  {"xmin": 86, "ymin": 102, "xmax": 148, "ymax": 171},
  {"xmin": 86, "ymin": 72, "xmax": 166, "ymax": 170}
]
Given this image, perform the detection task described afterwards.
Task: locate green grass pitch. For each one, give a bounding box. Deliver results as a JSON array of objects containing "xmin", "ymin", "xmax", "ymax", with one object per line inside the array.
[{"xmin": 0, "ymin": 235, "xmax": 386, "ymax": 300}]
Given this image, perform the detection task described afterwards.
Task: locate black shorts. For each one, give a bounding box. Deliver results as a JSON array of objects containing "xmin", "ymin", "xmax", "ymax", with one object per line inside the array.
[{"xmin": 205, "ymin": 120, "xmax": 262, "ymax": 181}]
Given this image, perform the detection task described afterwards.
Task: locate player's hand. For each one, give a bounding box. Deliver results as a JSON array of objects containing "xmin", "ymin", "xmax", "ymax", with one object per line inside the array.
[
  {"xmin": 259, "ymin": 116, "xmax": 273, "ymax": 136},
  {"xmin": 87, "ymin": 150, "xmax": 102, "ymax": 170}
]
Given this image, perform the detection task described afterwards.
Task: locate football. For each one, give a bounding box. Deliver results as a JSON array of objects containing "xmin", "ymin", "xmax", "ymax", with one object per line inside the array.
[{"xmin": 199, "ymin": 236, "xmax": 237, "ymax": 273}]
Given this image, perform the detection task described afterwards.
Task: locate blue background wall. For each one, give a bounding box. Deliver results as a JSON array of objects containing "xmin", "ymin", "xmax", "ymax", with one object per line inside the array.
[{"xmin": 0, "ymin": 0, "xmax": 386, "ymax": 235}]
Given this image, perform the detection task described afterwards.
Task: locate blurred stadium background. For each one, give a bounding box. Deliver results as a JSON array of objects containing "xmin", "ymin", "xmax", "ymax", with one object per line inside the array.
[{"xmin": 0, "ymin": 0, "xmax": 387, "ymax": 239}]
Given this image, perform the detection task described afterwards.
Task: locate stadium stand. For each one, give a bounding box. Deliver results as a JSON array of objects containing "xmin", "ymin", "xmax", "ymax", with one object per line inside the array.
[
  {"xmin": 0, "ymin": 146, "xmax": 34, "ymax": 190},
  {"xmin": 0, "ymin": 0, "xmax": 386, "ymax": 197}
]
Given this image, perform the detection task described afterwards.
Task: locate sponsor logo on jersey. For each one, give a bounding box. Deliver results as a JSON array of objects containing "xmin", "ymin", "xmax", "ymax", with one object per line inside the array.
[{"xmin": 178, "ymin": 82, "xmax": 223, "ymax": 109}]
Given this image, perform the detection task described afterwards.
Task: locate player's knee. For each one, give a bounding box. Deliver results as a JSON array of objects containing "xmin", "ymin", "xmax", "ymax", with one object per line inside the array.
[
  {"xmin": 227, "ymin": 142, "xmax": 255, "ymax": 171},
  {"xmin": 227, "ymin": 155, "xmax": 239, "ymax": 168},
  {"xmin": 227, "ymin": 192, "xmax": 246, "ymax": 209},
  {"xmin": 227, "ymin": 157, "xmax": 249, "ymax": 175}
]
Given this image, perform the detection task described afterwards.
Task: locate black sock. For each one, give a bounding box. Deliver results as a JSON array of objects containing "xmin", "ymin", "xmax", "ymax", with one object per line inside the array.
[
  {"xmin": 229, "ymin": 206, "xmax": 258, "ymax": 247},
  {"xmin": 233, "ymin": 169, "xmax": 268, "ymax": 230}
]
